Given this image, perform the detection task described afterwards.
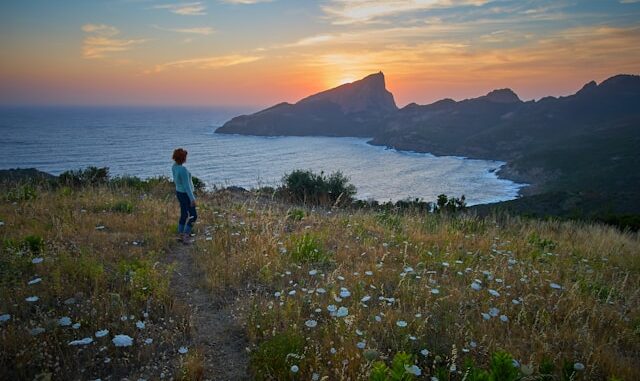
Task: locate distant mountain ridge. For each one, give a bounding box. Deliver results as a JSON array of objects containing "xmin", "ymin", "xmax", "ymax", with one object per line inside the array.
[{"xmin": 216, "ymin": 72, "xmax": 640, "ymax": 215}]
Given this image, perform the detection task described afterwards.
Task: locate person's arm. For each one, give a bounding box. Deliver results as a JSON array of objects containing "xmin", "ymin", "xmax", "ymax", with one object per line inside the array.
[{"xmin": 184, "ymin": 168, "xmax": 196, "ymax": 203}]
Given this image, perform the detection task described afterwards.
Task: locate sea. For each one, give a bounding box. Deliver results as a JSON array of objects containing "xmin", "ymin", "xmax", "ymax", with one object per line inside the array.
[{"xmin": 0, "ymin": 106, "xmax": 525, "ymax": 205}]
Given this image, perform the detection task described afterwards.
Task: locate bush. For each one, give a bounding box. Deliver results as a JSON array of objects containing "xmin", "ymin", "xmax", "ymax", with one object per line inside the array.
[
  {"xmin": 435, "ymin": 194, "xmax": 467, "ymax": 213},
  {"xmin": 251, "ymin": 331, "xmax": 305, "ymax": 380},
  {"xmin": 110, "ymin": 200, "xmax": 134, "ymax": 214},
  {"xmin": 192, "ymin": 176, "xmax": 206, "ymax": 192},
  {"xmin": 5, "ymin": 184, "xmax": 37, "ymax": 202},
  {"xmin": 281, "ymin": 169, "xmax": 356, "ymax": 206},
  {"xmin": 59, "ymin": 166, "xmax": 109, "ymax": 187},
  {"xmin": 288, "ymin": 233, "xmax": 330, "ymax": 263},
  {"xmin": 287, "ymin": 208, "xmax": 305, "ymax": 221},
  {"xmin": 370, "ymin": 352, "xmax": 418, "ymax": 381},
  {"xmin": 23, "ymin": 235, "xmax": 44, "ymax": 254}
]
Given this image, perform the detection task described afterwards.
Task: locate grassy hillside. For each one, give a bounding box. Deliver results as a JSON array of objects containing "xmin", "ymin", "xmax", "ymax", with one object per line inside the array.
[{"xmin": 1, "ymin": 178, "xmax": 639, "ymax": 380}]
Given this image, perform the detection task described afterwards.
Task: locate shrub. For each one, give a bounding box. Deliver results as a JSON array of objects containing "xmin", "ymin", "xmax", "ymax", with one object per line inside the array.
[
  {"xmin": 281, "ymin": 169, "xmax": 356, "ymax": 206},
  {"xmin": 489, "ymin": 351, "xmax": 520, "ymax": 381},
  {"xmin": 287, "ymin": 208, "xmax": 305, "ymax": 221},
  {"xmin": 5, "ymin": 184, "xmax": 37, "ymax": 201},
  {"xmin": 370, "ymin": 352, "xmax": 418, "ymax": 381},
  {"xmin": 23, "ymin": 235, "xmax": 44, "ymax": 254},
  {"xmin": 59, "ymin": 166, "xmax": 109, "ymax": 187},
  {"xmin": 192, "ymin": 176, "xmax": 206, "ymax": 192},
  {"xmin": 110, "ymin": 200, "xmax": 134, "ymax": 214},
  {"xmin": 288, "ymin": 233, "xmax": 330, "ymax": 263},
  {"xmin": 434, "ymin": 194, "xmax": 467, "ymax": 213},
  {"xmin": 250, "ymin": 331, "xmax": 305, "ymax": 380}
]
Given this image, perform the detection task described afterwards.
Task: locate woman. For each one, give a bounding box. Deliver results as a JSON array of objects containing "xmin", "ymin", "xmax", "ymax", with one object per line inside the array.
[{"xmin": 172, "ymin": 148, "xmax": 197, "ymax": 244}]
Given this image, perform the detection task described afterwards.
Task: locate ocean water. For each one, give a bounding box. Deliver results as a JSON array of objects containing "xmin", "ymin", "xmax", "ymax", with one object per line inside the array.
[{"xmin": 0, "ymin": 107, "xmax": 525, "ymax": 205}]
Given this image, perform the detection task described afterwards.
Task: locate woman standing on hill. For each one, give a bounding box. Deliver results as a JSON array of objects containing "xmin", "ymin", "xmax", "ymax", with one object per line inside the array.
[{"xmin": 172, "ymin": 148, "xmax": 197, "ymax": 244}]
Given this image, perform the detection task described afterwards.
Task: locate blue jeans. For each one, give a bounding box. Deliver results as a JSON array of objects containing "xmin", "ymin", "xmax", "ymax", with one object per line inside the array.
[{"xmin": 176, "ymin": 191, "xmax": 197, "ymax": 233}]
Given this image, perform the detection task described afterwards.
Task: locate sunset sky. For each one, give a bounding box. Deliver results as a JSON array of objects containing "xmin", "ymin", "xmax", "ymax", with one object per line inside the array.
[{"xmin": 1, "ymin": 0, "xmax": 639, "ymax": 108}]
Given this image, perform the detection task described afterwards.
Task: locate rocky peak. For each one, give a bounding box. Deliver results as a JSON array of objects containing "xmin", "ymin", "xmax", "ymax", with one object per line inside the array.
[
  {"xmin": 297, "ymin": 71, "xmax": 397, "ymax": 114},
  {"xmin": 482, "ymin": 88, "xmax": 522, "ymax": 104}
]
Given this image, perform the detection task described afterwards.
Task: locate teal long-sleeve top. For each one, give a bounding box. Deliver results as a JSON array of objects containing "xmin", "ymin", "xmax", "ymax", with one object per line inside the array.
[{"xmin": 172, "ymin": 163, "xmax": 196, "ymax": 201}]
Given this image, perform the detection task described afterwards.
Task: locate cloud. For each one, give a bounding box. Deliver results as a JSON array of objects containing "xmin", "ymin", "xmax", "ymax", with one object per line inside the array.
[
  {"xmin": 295, "ymin": 25, "xmax": 640, "ymax": 83},
  {"xmin": 81, "ymin": 24, "xmax": 119, "ymax": 36},
  {"xmin": 322, "ymin": 0, "xmax": 491, "ymax": 24},
  {"xmin": 154, "ymin": 2, "xmax": 206, "ymax": 15},
  {"xmin": 153, "ymin": 25, "xmax": 215, "ymax": 35},
  {"xmin": 220, "ymin": 0, "xmax": 273, "ymax": 3},
  {"xmin": 82, "ymin": 24, "xmax": 146, "ymax": 59},
  {"xmin": 148, "ymin": 54, "xmax": 263, "ymax": 73}
]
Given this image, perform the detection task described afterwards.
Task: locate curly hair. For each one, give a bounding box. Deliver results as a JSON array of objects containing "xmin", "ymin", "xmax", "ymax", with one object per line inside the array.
[{"xmin": 172, "ymin": 148, "xmax": 188, "ymax": 164}]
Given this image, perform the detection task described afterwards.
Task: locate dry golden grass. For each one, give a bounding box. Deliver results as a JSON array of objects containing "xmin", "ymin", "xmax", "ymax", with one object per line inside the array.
[
  {"xmin": 2, "ymin": 182, "xmax": 639, "ymax": 380},
  {"xmin": 193, "ymin": 193, "xmax": 640, "ymax": 380},
  {"xmin": 0, "ymin": 181, "xmax": 192, "ymax": 379}
]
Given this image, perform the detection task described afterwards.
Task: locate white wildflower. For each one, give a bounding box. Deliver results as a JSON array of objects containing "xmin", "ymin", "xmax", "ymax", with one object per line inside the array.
[
  {"xmin": 112, "ymin": 334, "xmax": 133, "ymax": 347},
  {"xmin": 69, "ymin": 337, "xmax": 93, "ymax": 346},
  {"xmin": 405, "ymin": 365, "xmax": 422, "ymax": 376},
  {"xmin": 58, "ymin": 317, "xmax": 72, "ymax": 327}
]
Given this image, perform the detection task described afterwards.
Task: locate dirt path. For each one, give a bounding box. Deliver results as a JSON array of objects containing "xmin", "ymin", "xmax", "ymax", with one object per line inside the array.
[{"xmin": 167, "ymin": 242, "xmax": 250, "ymax": 380}]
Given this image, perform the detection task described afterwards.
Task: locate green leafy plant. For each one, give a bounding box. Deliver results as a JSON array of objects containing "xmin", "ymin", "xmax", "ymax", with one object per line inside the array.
[
  {"xmin": 287, "ymin": 208, "xmax": 305, "ymax": 221},
  {"xmin": 489, "ymin": 351, "xmax": 520, "ymax": 381},
  {"xmin": 370, "ymin": 352, "xmax": 419, "ymax": 381},
  {"xmin": 5, "ymin": 184, "xmax": 37, "ymax": 202},
  {"xmin": 282, "ymin": 169, "xmax": 356, "ymax": 206},
  {"xmin": 110, "ymin": 200, "xmax": 135, "ymax": 214},
  {"xmin": 250, "ymin": 331, "xmax": 305, "ymax": 381},
  {"xmin": 23, "ymin": 235, "xmax": 44, "ymax": 254},
  {"xmin": 59, "ymin": 166, "xmax": 109, "ymax": 187},
  {"xmin": 288, "ymin": 233, "xmax": 330, "ymax": 263},
  {"xmin": 435, "ymin": 194, "xmax": 467, "ymax": 213},
  {"xmin": 539, "ymin": 356, "xmax": 555, "ymax": 381}
]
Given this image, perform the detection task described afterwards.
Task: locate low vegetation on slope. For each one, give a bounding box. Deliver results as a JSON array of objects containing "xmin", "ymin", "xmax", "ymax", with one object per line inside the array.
[
  {"xmin": 1, "ymin": 169, "xmax": 639, "ymax": 380},
  {"xmin": 196, "ymin": 191, "xmax": 640, "ymax": 380},
  {"xmin": 0, "ymin": 173, "xmax": 199, "ymax": 380}
]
